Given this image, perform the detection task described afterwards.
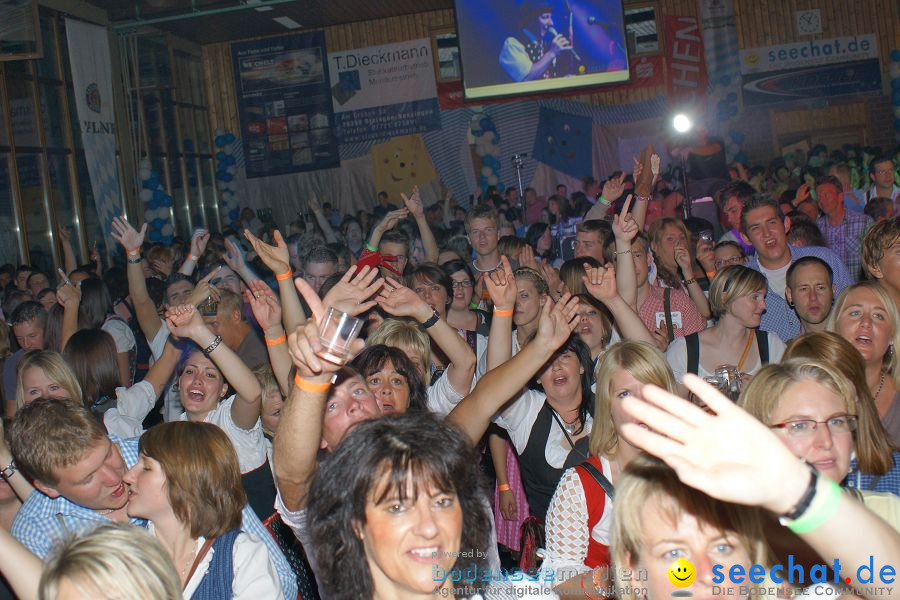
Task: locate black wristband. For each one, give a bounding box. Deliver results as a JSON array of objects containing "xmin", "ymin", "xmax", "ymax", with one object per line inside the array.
[
  {"xmin": 202, "ymin": 335, "xmax": 223, "ymax": 357},
  {"xmin": 780, "ymin": 462, "xmax": 819, "ymax": 521},
  {"xmin": 420, "ymin": 309, "xmax": 440, "ymax": 330}
]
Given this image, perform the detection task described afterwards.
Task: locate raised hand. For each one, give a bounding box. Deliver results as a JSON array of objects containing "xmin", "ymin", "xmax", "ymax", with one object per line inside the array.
[
  {"xmin": 632, "ymin": 156, "xmax": 643, "ymax": 182},
  {"xmin": 186, "ymin": 266, "xmax": 222, "ymax": 307},
  {"xmin": 223, "ymin": 237, "xmax": 248, "ymax": 273},
  {"xmin": 401, "ymin": 186, "xmax": 425, "ymax": 219},
  {"xmin": 517, "ymin": 244, "xmax": 539, "ymax": 270},
  {"xmin": 612, "ymin": 195, "xmax": 639, "ymax": 243},
  {"xmin": 90, "ymin": 242, "xmax": 101, "ymax": 265},
  {"xmin": 111, "ymin": 216, "xmax": 146, "ymax": 253},
  {"xmin": 650, "ymin": 153, "xmax": 661, "ymax": 178},
  {"xmin": 619, "ymin": 374, "xmax": 808, "ymax": 514},
  {"xmin": 164, "ymin": 304, "xmax": 208, "ymax": 341},
  {"xmin": 56, "ymin": 279, "xmax": 81, "ymax": 309},
  {"xmin": 601, "ymin": 172, "xmax": 626, "ymax": 203},
  {"xmin": 308, "ymin": 192, "xmax": 321, "ymax": 213},
  {"xmin": 651, "ymin": 321, "xmax": 670, "ymax": 351},
  {"xmin": 190, "ymin": 229, "xmax": 210, "ymax": 258},
  {"xmin": 59, "ymin": 225, "xmax": 72, "ymax": 245},
  {"xmin": 538, "ymin": 262, "xmax": 565, "ymax": 299},
  {"xmin": 244, "ymin": 280, "xmax": 282, "ymax": 332},
  {"xmin": 244, "ymin": 228, "xmax": 290, "ymax": 275},
  {"xmin": 534, "ymin": 293, "xmax": 579, "ymax": 352},
  {"xmin": 795, "ymin": 182, "xmax": 812, "ymax": 205},
  {"xmin": 288, "ymin": 278, "xmax": 365, "ymax": 373},
  {"xmin": 484, "ymin": 255, "xmax": 517, "ymax": 310},
  {"xmin": 674, "ymin": 244, "xmax": 693, "ymax": 275},
  {"xmin": 376, "ymin": 208, "xmax": 409, "ymax": 234},
  {"xmin": 322, "ymin": 265, "xmax": 383, "ymax": 317},
  {"xmin": 377, "ymin": 277, "xmax": 431, "ymax": 322},
  {"xmin": 582, "ymin": 262, "xmax": 618, "ymax": 303}
]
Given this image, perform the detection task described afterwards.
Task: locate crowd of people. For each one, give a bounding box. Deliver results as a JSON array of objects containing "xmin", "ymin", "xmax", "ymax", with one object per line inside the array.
[{"xmin": 0, "ymin": 139, "xmax": 898, "ymax": 600}]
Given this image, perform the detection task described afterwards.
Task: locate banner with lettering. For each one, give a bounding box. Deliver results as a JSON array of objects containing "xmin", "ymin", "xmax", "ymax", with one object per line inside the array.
[
  {"xmin": 699, "ymin": 0, "xmax": 742, "ymax": 126},
  {"xmin": 232, "ymin": 32, "xmax": 339, "ymax": 178},
  {"xmin": 329, "ymin": 38, "xmax": 440, "ymax": 144},
  {"xmin": 665, "ymin": 16, "xmax": 708, "ymax": 109},
  {"xmin": 65, "ymin": 18, "xmax": 121, "ymax": 246}
]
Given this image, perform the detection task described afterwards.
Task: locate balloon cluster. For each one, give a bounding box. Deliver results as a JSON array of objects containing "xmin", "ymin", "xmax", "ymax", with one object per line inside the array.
[
  {"xmin": 715, "ymin": 90, "xmax": 739, "ymax": 124},
  {"xmin": 890, "ymin": 49, "xmax": 900, "ymax": 143},
  {"xmin": 214, "ymin": 128, "xmax": 239, "ymax": 226},
  {"xmin": 725, "ymin": 130, "xmax": 747, "ymax": 165},
  {"xmin": 470, "ymin": 111, "xmax": 503, "ymax": 194},
  {"xmin": 138, "ymin": 159, "xmax": 174, "ymax": 244}
]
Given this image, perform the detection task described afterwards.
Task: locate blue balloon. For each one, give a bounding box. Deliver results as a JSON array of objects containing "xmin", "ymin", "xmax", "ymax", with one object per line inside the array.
[
  {"xmin": 148, "ymin": 199, "xmax": 158, "ymax": 210},
  {"xmin": 731, "ymin": 131, "xmax": 745, "ymax": 144},
  {"xmin": 891, "ymin": 49, "xmax": 900, "ymax": 62},
  {"xmin": 480, "ymin": 118, "xmax": 494, "ymax": 132},
  {"xmin": 183, "ymin": 139, "xmax": 194, "ymax": 151},
  {"xmin": 224, "ymin": 133, "xmax": 236, "ymax": 144},
  {"xmin": 720, "ymin": 76, "xmax": 732, "ymax": 87},
  {"xmin": 163, "ymin": 196, "xmax": 173, "ymax": 208},
  {"xmin": 483, "ymin": 155, "xmax": 495, "ymax": 167},
  {"xmin": 220, "ymin": 173, "xmax": 233, "ymax": 183},
  {"xmin": 726, "ymin": 92, "xmax": 737, "ymax": 102},
  {"xmin": 223, "ymin": 155, "xmax": 236, "ymax": 166},
  {"xmin": 214, "ymin": 136, "xmax": 225, "ymax": 148},
  {"xmin": 148, "ymin": 230, "xmax": 162, "ymax": 242},
  {"xmin": 470, "ymin": 128, "xmax": 482, "ymax": 137},
  {"xmin": 734, "ymin": 152, "xmax": 748, "ymax": 164},
  {"xmin": 152, "ymin": 218, "xmax": 164, "ymax": 229},
  {"xmin": 152, "ymin": 189, "xmax": 166, "ymax": 202},
  {"xmin": 216, "ymin": 151, "xmax": 226, "ymax": 161}
]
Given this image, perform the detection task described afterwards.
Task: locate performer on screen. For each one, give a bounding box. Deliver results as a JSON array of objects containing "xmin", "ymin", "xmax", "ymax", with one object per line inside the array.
[{"xmin": 499, "ymin": 1, "xmax": 577, "ymax": 82}]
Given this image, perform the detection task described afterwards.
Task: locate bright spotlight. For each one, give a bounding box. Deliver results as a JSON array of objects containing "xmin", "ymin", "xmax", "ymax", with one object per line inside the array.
[{"xmin": 672, "ymin": 114, "xmax": 693, "ymax": 134}]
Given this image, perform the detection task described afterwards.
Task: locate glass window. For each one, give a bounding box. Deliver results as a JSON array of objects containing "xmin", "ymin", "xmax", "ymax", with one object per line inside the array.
[
  {"xmin": 35, "ymin": 16, "xmax": 58, "ymax": 80},
  {"xmin": 6, "ymin": 78, "xmax": 40, "ymax": 148},
  {"xmin": 40, "ymin": 83, "xmax": 65, "ymax": 148},
  {"xmin": 18, "ymin": 154, "xmax": 53, "ymax": 273},
  {"xmin": 0, "ymin": 154, "xmax": 21, "ymax": 265}
]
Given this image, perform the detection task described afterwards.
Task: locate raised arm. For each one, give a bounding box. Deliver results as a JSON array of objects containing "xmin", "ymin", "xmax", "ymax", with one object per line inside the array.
[
  {"xmin": 631, "ymin": 153, "xmax": 660, "ymax": 231},
  {"xmin": 378, "ymin": 277, "xmax": 476, "ymax": 394},
  {"xmin": 111, "ymin": 217, "xmax": 162, "ymax": 342},
  {"xmin": 0, "ymin": 527, "xmax": 40, "ymax": 600},
  {"xmin": 223, "ymin": 237, "xmax": 260, "ymax": 286},
  {"xmin": 274, "ymin": 277, "xmax": 364, "ymax": 511},
  {"xmin": 56, "ymin": 277, "xmax": 80, "ymax": 352},
  {"xmin": 367, "ymin": 208, "xmax": 409, "ymax": 250},
  {"xmin": 621, "ymin": 374, "xmax": 900, "ymax": 600},
  {"xmin": 402, "ymin": 186, "xmax": 439, "ymax": 262},
  {"xmin": 59, "ymin": 225, "xmax": 78, "ymax": 276},
  {"xmin": 582, "ymin": 263, "xmax": 655, "ymax": 344},
  {"xmin": 165, "ymin": 304, "xmax": 262, "ymax": 430},
  {"xmin": 0, "ymin": 417, "xmax": 34, "ymax": 502},
  {"xmin": 484, "ymin": 256, "xmax": 517, "ymax": 370},
  {"xmin": 178, "ymin": 229, "xmax": 210, "ymax": 276},
  {"xmin": 612, "ymin": 195, "xmax": 640, "ymax": 309},
  {"xmin": 245, "ymin": 280, "xmax": 292, "ymax": 397},
  {"xmin": 447, "ymin": 295, "xmax": 579, "ymax": 444},
  {"xmin": 674, "ymin": 245, "xmax": 712, "ymax": 319},
  {"xmin": 308, "ymin": 194, "xmax": 339, "ymax": 244},
  {"xmin": 141, "ymin": 337, "xmax": 180, "ymax": 397},
  {"xmin": 243, "ymin": 229, "xmax": 306, "ymax": 332}
]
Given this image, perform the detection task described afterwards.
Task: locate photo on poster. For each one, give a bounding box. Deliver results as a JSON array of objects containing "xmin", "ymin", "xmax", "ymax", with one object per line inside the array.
[
  {"xmin": 288, "ymin": 114, "xmax": 309, "ymax": 132},
  {"xmin": 238, "ymin": 47, "xmax": 325, "ymax": 93}
]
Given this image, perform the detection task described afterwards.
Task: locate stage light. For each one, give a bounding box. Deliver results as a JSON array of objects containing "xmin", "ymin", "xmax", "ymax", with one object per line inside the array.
[{"xmin": 672, "ymin": 114, "xmax": 693, "ymax": 134}]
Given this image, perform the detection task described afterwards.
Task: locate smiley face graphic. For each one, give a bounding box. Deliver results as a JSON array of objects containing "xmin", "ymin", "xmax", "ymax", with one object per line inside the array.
[{"xmin": 667, "ymin": 559, "xmax": 696, "ymax": 587}]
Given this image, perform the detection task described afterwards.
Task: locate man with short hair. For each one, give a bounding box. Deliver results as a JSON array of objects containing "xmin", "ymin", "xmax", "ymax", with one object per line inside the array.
[
  {"xmin": 815, "ymin": 174, "xmax": 872, "ymax": 280},
  {"xmin": 25, "ymin": 271, "xmax": 50, "ymax": 297},
  {"xmin": 826, "ymin": 162, "xmax": 866, "ymax": 213},
  {"xmin": 523, "ymin": 186, "xmax": 546, "ymax": 225},
  {"xmin": 556, "ymin": 183, "xmax": 568, "ymax": 199},
  {"xmin": 864, "ymin": 155, "xmax": 900, "ymax": 206},
  {"xmin": 741, "ymin": 196, "xmax": 852, "ymax": 341},
  {"xmin": 715, "ymin": 180, "xmax": 756, "ymax": 254},
  {"xmin": 302, "ymin": 246, "xmax": 338, "ymax": 295},
  {"xmin": 202, "ymin": 288, "xmax": 267, "ymax": 369},
  {"xmin": 5, "ymin": 398, "xmax": 296, "ymax": 596},
  {"xmin": 3, "ymin": 301, "xmax": 47, "ymax": 415},
  {"xmin": 573, "ymin": 219, "xmax": 610, "ymax": 263},
  {"xmin": 784, "ymin": 257, "xmax": 835, "ymax": 334},
  {"xmin": 372, "ymin": 190, "xmax": 397, "ymax": 220},
  {"xmin": 861, "ymin": 216, "xmax": 900, "ymax": 309},
  {"xmin": 14, "ymin": 266, "xmax": 33, "ymax": 292},
  {"xmin": 465, "ymin": 204, "xmax": 503, "ymax": 273}
]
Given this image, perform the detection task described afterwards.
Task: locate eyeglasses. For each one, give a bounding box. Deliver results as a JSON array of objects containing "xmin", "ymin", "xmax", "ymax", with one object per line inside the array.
[
  {"xmin": 451, "ymin": 280, "xmax": 473, "ymax": 289},
  {"xmin": 714, "ymin": 256, "xmax": 746, "ymax": 269},
  {"xmin": 769, "ymin": 415, "xmax": 857, "ymax": 437},
  {"xmin": 414, "ymin": 284, "xmax": 444, "ymax": 296}
]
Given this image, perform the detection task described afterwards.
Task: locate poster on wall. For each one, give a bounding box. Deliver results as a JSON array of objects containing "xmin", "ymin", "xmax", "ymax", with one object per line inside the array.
[
  {"xmin": 328, "ymin": 38, "xmax": 440, "ymax": 145},
  {"xmin": 741, "ymin": 59, "xmax": 882, "ymax": 107},
  {"xmin": 232, "ymin": 32, "xmax": 339, "ymax": 178},
  {"xmin": 665, "ymin": 16, "xmax": 707, "ymax": 108}
]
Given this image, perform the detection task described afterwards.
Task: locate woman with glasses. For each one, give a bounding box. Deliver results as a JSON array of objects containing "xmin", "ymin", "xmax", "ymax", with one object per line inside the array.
[
  {"xmin": 712, "ymin": 240, "xmax": 748, "ymax": 272},
  {"xmin": 740, "ymin": 359, "xmax": 900, "ymax": 528},
  {"xmin": 442, "ymin": 259, "xmax": 491, "ymax": 359}
]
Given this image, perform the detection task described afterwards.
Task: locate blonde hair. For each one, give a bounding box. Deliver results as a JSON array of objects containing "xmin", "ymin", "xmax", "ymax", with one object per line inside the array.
[
  {"xmin": 39, "ymin": 523, "xmax": 181, "ymax": 600},
  {"xmin": 590, "ymin": 342, "xmax": 678, "ymax": 457},
  {"xmin": 739, "ymin": 358, "xmax": 857, "ymax": 428},
  {"xmin": 648, "ymin": 218, "xmax": 691, "ymax": 289},
  {"xmin": 611, "ymin": 456, "xmax": 771, "ymax": 600},
  {"xmin": 253, "ymin": 364, "xmax": 282, "ymax": 437},
  {"xmin": 216, "ymin": 288, "xmax": 245, "ymax": 322},
  {"xmin": 15, "ymin": 350, "xmax": 83, "ymax": 412},
  {"xmin": 368, "ymin": 318, "xmax": 433, "ymax": 385},
  {"xmin": 784, "ymin": 332, "xmax": 897, "ymax": 474},
  {"xmin": 498, "ymin": 236, "xmax": 526, "ymax": 259},
  {"xmin": 827, "ymin": 281, "xmax": 900, "ymax": 388},
  {"xmin": 514, "ymin": 267, "xmax": 549, "ymax": 296},
  {"xmin": 708, "ymin": 265, "xmax": 767, "ymax": 318}
]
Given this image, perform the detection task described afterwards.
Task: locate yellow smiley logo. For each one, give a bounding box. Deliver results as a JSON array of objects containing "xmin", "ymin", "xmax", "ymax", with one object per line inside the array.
[{"xmin": 667, "ymin": 559, "xmax": 696, "ymax": 587}]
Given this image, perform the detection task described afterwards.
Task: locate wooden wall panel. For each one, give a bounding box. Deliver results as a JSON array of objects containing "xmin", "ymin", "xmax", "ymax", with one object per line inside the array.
[{"xmin": 201, "ymin": 0, "xmax": 897, "ymax": 158}]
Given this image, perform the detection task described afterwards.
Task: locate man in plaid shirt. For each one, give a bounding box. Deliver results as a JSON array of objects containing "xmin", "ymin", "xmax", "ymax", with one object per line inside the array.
[{"xmin": 814, "ymin": 175, "xmax": 872, "ymax": 281}]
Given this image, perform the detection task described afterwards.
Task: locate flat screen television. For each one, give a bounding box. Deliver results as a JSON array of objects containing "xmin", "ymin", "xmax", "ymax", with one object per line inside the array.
[{"xmin": 454, "ymin": 0, "xmax": 629, "ymax": 100}]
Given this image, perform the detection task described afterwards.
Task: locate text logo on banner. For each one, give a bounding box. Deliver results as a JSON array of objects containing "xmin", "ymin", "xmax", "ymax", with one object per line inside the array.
[
  {"xmin": 329, "ymin": 39, "xmax": 440, "ymax": 145},
  {"xmin": 665, "ymin": 16, "xmax": 708, "ymax": 108},
  {"xmin": 65, "ymin": 18, "xmax": 121, "ymax": 248}
]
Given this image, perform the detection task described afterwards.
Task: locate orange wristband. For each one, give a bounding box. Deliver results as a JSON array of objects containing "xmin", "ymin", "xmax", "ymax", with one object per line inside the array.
[
  {"xmin": 265, "ymin": 335, "xmax": 286, "ymax": 346},
  {"xmin": 706, "ymin": 271, "xmax": 717, "ymax": 278},
  {"xmin": 494, "ymin": 309, "xmax": 513, "ymax": 317},
  {"xmin": 294, "ymin": 374, "xmax": 332, "ymax": 393},
  {"xmin": 498, "ymin": 484, "xmax": 511, "ymax": 492},
  {"xmin": 275, "ymin": 270, "xmax": 293, "ymax": 281}
]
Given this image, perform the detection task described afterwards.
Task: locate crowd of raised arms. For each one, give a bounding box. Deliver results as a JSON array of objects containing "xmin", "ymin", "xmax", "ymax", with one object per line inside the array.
[{"xmin": 0, "ymin": 141, "xmax": 898, "ymax": 600}]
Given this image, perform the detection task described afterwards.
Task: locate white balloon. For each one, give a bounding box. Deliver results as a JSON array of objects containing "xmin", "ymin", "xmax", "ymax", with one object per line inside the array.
[
  {"xmin": 226, "ymin": 181, "xmax": 237, "ymax": 192},
  {"xmin": 890, "ymin": 62, "xmax": 900, "ymax": 79},
  {"xmin": 222, "ymin": 191, "xmax": 234, "ymax": 202},
  {"xmin": 487, "ymin": 175, "xmax": 499, "ymax": 185},
  {"xmin": 223, "ymin": 145, "xmax": 234, "ymax": 155},
  {"xmin": 161, "ymin": 224, "xmax": 174, "ymax": 236},
  {"xmin": 144, "ymin": 209, "xmax": 155, "ymax": 221},
  {"xmin": 474, "ymin": 145, "xmax": 486, "ymax": 157},
  {"xmin": 139, "ymin": 189, "xmax": 152, "ymax": 202},
  {"xmin": 481, "ymin": 166, "xmax": 493, "ymax": 177},
  {"xmin": 215, "ymin": 128, "xmax": 225, "ymax": 137},
  {"xmin": 139, "ymin": 158, "xmax": 151, "ymax": 170},
  {"xmin": 139, "ymin": 168, "xmax": 152, "ymax": 181},
  {"xmin": 158, "ymin": 207, "xmax": 171, "ymax": 220},
  {"xmin": 226, "ymin": 166, "xmax": 236, "ymax": 176},
  {"xmin": 483, "ymin": 131, "xmax": 495, "ymax": 143}
]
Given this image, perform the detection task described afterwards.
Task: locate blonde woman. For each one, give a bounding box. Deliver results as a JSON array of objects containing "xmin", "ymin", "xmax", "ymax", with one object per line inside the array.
[
  {"xmin": 826, "ymin": 281, "xmax": 900, "ymax": 444},
  {"xmin": 541, "ymin": 341, "xmax": 678, "ymax": 596},
  {"xmin": 15, "ymin": 351, "xmax": 82, "ymax": 411}
]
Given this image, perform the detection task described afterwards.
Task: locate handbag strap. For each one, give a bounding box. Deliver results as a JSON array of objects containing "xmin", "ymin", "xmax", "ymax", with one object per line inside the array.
[
  {"xmin": 579, "ymin": 460, "xmax": 615, "ymax": 501},
  {"xmin": 548, "ymin": 407, "xmax": 588, "ymax": 461},
  {"xmin": 183, "ymin": 537, "xmax": 217, "ymax": 590},
  {"xmin": 663, "ymin": 287, "xmax": 675, "ymax": 343}
]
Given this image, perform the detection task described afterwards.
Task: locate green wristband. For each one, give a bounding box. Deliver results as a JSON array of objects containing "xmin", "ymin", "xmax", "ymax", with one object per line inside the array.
[
  {"xmin": 468, "ymin": 301, "xmax": 480, "ymax": 310},
  {"xmin": 597, "ymin": 195, "xmax": 611, "ymax": 206},
  {"xmin": 786, "ymin": 477, "xmax": 842, "ymax": 534},
  {"xmin": 365, "ymin": 243, "xmax": 377, "ymax": 252}
]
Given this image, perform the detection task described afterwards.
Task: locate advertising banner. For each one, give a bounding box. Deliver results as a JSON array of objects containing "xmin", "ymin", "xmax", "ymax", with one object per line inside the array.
[
  {"xmin": 232, "ymin": 32, "xmax": 339, "ymax": 178},
  {"xmin": 328, "ymin": 38, "xmax": 440, "ymax": 144},
  {"xmin": 740, "ymin": 35, "xmax": 878, "ymax": 75},
  {"xmin": 741, "ymin": 58, "xmax": 882, "ymax": 106},
  {"xmin": 665, "ymin": 16, "xmax": 708, "ymax": 107}
]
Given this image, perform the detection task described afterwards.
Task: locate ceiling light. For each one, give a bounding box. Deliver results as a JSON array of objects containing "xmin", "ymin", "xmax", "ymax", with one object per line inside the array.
[
  {"xmin": 246, "ymin": 0, "xmax": 273, "ymax": 11},
  {"xmin": 273, "ymin": 16, "xmax": 301, "ymax": 29}
]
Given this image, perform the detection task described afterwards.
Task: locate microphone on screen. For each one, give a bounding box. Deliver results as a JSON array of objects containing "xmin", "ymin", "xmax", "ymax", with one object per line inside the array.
[{"xmin": 547, "ymin": 26, "xmax": 582, "ymax": 62}]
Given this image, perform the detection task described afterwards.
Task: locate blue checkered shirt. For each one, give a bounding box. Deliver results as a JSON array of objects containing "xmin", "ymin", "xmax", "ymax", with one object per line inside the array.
[
  {"xmin": 746, "ymin": 244, "xmax": 854, "ymax": 342},
  {"xmin": 845, "ymin": 451, "xmax": 900, "ymax": 496},
  {"xmin": 817, "ymin": 211, "xmax": 872, "ymax": 282},
  {"xmin": 11, "ymin": 435, "xmax": 297, "ymax": 598}
]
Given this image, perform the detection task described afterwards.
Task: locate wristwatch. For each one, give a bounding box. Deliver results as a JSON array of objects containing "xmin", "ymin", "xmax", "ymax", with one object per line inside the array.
[{"xmin": 420, "ymin": 309, "xmax": 440, "ymax": 330}]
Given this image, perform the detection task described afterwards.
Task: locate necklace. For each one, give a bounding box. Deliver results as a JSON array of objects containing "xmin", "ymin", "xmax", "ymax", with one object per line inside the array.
[
  {"xmin": 178, "ymin": 544, "xmax": 198, "ymax": 580},
  {"xmin": 472, "ymin": 258, "xmax": 502, "ymax": 273},
  {"xmin": 874, "ymin": 372, "xmax": 886, "ymax": 400}
]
